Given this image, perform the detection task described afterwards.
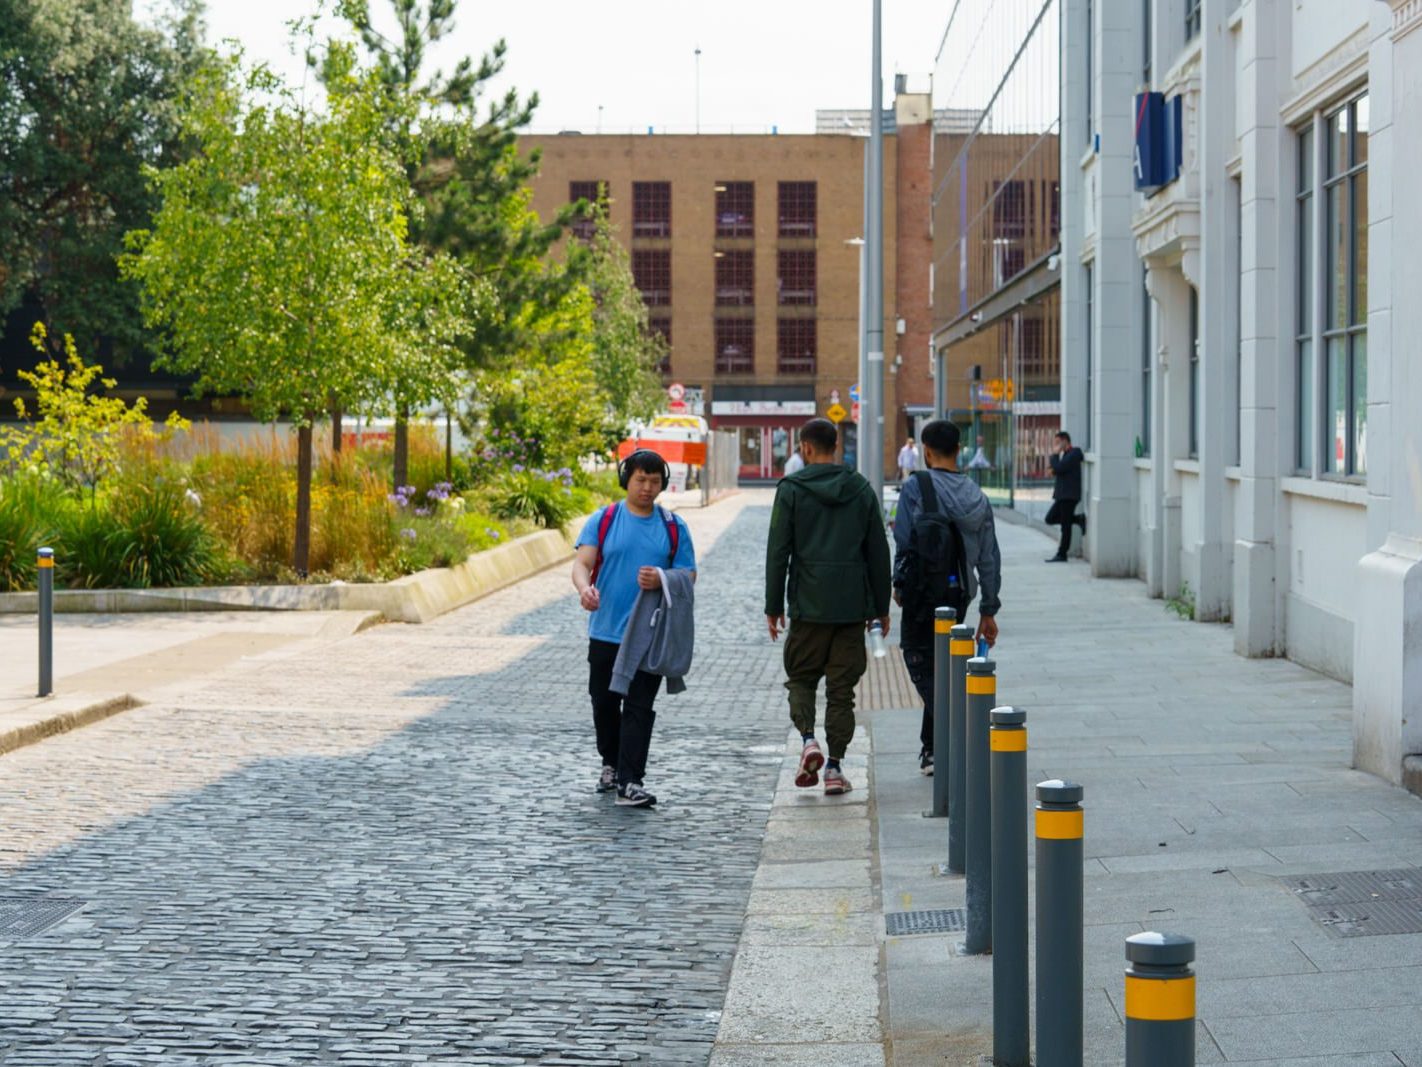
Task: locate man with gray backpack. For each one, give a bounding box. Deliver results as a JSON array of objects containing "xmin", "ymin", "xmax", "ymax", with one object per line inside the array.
[{"xmin": 892, "ymin": 419, "xmax": 1002, "ymax": 775}]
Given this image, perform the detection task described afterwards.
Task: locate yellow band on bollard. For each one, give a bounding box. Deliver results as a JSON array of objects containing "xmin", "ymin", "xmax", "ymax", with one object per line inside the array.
[
  {"xmin": 950, "ymin": 640, "xmax": 975, "ymax": 655},
  {"xmin": 966, "ymin": 676, "xmax": 996, "ymax": 695},
  {"xmin": 935, "ymin": 619, "xmax": 953, "ymax": 634},
  {"xmin": 989, "ymin": 729, "xmax": 1026, "ymax": 752},
  {"xmin": 37, "ymin": 558, "xmax": 53, "ymax": 569},
  {"xmin": 1035, "ymin": 808, "xmax": 1084, "ymax": 840},
  {"xmin": 1124, "ymin": 975, "xmax": 1195, "ymax": 1021}
]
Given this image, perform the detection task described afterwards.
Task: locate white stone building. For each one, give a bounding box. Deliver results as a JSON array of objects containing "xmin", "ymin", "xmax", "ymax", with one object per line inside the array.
[{"xmin": 1061, "ymin": 0, "xmax": 1422, "ymax": 789}]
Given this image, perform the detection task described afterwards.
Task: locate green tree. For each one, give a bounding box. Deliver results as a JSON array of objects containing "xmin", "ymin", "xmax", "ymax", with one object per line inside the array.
[
  {"xmin": 0, "ymin": 0, "xmax": 207, "ymax": 361},
  {"xmin": 325, "ymin": 0, "xmax": 583, "ymax": 485},
  {"xmin": 576, "ymin": 214, "xmax": 669, "ymax": 436},
  {"xmin": 121, "ymin": 56, "xmax": 471, "ymax": 575}
]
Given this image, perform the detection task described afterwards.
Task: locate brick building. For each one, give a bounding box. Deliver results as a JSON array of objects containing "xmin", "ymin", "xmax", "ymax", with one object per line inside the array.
[{"xmin": 522, "ymin": 91, "xmax": 933, "ymax": 482}]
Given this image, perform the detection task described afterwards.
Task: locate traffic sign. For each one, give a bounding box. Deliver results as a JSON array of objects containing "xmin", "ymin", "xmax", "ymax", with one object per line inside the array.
[
  {"xmin": 826, "ymin": 403, "xmax": 848, "ymax": 424},
  {"xmin": 849, "ymin": 383, "xmax": 860, "ymax": 402},
  {"xmin": 829, "ymin": 388, "xmax": 841, "ymax": 405},
  {"xmin": 851, "ymin": 401, "xmax": 861, "ymax": 422},
  {"xmin": 668, "ymin": 399, "xmax": 688, "ymax": 414},
  {"xmin": 667, "ymin": 382, "xmax": 686, "ymax": 401}
]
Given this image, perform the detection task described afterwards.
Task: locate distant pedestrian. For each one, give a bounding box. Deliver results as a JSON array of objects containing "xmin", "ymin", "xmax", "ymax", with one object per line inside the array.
[
  {"xmin": 897, "ymin": 439, "xmax": 920, "ymax": 482},
  {"xmin": 572, "ymin": 449, "xmax": 697, "ymax": 808},
  {"xmin": 1046, "ymin": 431, "xmax": 1086, "ymax": 562},
  {"xmin": 782, "ymin": 450, "xmax": 805, "ymax": 477},
  {"xmin": 765, "ymin": 418, "xmax": 892, "ymax": 795},
  {"xmin": 893, "ymin": 420, "xmax": 1001, "ymax": 775},
  {"xmin": 966, "ymin": 435, "xmax": 993, "ymax": 470}
]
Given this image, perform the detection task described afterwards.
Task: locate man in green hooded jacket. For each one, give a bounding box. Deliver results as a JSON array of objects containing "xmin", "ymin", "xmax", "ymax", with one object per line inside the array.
[{"xmin": 765, "ymin": 417, "xmax": 892, "ymax": 795}]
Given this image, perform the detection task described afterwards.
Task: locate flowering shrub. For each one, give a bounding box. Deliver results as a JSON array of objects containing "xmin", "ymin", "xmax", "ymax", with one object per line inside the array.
[{"xmin": 485, "ymin": 467, "xmax": 581, "ymax": 529}]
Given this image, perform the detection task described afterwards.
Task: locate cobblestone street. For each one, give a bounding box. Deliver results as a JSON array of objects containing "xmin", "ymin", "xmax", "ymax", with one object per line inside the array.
[{"xmin": 0, "ymin": 493, "xmax": 790, "ymax": 1066}]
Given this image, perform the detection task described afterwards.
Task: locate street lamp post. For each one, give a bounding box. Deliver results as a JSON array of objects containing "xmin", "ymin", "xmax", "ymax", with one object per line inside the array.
[{"xmin": 864, "ymin": 0, "xmax": 885, "ymax": 502}]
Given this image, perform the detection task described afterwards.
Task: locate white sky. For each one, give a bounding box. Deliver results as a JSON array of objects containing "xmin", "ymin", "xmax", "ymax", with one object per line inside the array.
[{"xmin": 135, "ymin": 0, "xmax": 956, "ymax": 134}]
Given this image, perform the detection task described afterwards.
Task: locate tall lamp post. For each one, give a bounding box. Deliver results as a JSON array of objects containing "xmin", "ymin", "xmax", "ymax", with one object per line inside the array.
[
  {"xmin": 864, "ymin": 0, "xmax": 885, "ymax": 502},
  {"xmin": 846, "ymin": 235, "xmax": 866, "ymax": 475}
]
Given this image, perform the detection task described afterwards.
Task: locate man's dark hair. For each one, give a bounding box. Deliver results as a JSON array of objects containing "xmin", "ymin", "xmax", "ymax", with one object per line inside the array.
[
  {"xmin": 800, "ymin": 417, "xmax": 838, "ymax": 455},
  {"xmin": 621, "ymin": 448, "xmax": 669, "ymax": 488},
  {"xmin": 1056, "ymin": 430, "xmax": 1072, "ymax": 444},
  {"xmin": 920, "ymin": 419, "xmax": 961, "ymax": 456}
]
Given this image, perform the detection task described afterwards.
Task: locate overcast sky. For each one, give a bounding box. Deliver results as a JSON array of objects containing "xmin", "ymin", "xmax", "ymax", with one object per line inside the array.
[{"xmin": 135, "ymin": 0, "xmax": 956, "ymax": 133}]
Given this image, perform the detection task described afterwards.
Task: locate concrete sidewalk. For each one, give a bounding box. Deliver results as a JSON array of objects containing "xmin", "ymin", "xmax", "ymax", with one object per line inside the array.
[
  {"xmin": 869, "ymin": 519, "xmax": 1422, "ymax": 1065},
  {"xmin": 719, "ymin": 515, "xmax": 1422, "ymax": 1066},
  {"xmin": 0, "ymin": 609, "xmax": 381, "ymax": 755}
]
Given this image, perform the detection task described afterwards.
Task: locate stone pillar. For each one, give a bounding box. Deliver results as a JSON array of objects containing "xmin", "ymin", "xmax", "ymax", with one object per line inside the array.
[
  {"xmin": 1354, "ymin": 2, "xmax": 1420, "ymax": 786},
  {"xmin": 1233, "ymin": 0, "xmax": 1289, "ymax": 658},
  {"xmin": 1088, "ymin": 0, "xmax": 1147, "ymax": 578}
]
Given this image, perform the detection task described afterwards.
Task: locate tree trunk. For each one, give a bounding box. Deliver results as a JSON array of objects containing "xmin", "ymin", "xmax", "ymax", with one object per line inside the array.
[
  {"xmin": 331, "ymin": 405, "xmax": 343, "ymax": 454},
  {"xmin": 445, "ymin": 409, "xmax": 453, "ymax": 483},
  {"xmin": 293, "ymin": 421, "xmax": 314, "ymax": 578},
  {"xmin": 393, "ymin": 404, "xmax": 410, "ymax": 489}
]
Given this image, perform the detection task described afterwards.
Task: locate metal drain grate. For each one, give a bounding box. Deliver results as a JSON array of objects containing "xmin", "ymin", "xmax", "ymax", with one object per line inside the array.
[
  {"xmin": 1282, "ymin": 868, "xmax": 1422, "ymax": 938},
  {"xmin": 0, "ymin": 897, "xmax": 85, "ymax": 941},
  {"xmin": 885, "ymin": 908, "xmax": 966, "ymax": 937}
]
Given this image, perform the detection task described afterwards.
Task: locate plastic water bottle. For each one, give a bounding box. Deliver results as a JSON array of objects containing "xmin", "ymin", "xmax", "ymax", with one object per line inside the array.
[
  {"xmin": 976, "ymin": 637, "xmax": 989, "ymax": 659},
  {"xmin": 868, "ymin": 620, "xmax": 888, "ymax": 659}
]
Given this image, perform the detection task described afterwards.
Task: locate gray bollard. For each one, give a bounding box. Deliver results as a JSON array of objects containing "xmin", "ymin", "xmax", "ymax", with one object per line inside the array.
[
  {"xmin": 947, "ymin": 621, "xmax": 974, "ymax": 873},
  {"xmin": 1124, "ymin": 932, "xmax": 1195, "ymax": 1067},
  {"xmin": 37, "ymin": 547, "xmax": 54, "ymax": 698},
  {"xmin": 1036, "ymin": 779, "xmax": 1084, "ymax": 1067},
  {"xmin": 930, "ymin": 607, "xmax": 953, "ymax": 817},
  {"xmin": 990, "ymin": 706, "xmax": 1029, "ymax": 1067},
  {"xmin": 962, "ymin": 653, "xmax": 996, "ymax": 955}
]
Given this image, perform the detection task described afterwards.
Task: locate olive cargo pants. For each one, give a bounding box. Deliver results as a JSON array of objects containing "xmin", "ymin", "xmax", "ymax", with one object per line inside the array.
[{"xmin": 783, "ymin": 619, "xmax": 867, "ymax": 760}]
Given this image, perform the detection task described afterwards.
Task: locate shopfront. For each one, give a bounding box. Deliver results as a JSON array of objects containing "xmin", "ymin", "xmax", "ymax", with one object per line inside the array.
[{"xmin": 708, "ymin": 386, "xmax": 817, "ymax": 482}]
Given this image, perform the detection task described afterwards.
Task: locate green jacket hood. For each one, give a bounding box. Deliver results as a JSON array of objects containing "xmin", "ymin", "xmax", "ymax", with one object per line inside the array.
[{"xmin": 786, "ymin": 463, "xmax": 866, "ymax": 505}]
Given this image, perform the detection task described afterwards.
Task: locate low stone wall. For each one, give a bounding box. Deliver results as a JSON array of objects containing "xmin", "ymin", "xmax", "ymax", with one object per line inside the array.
[{"xmin": 0, "ymin": 522, "xmax": 581, "ymax": 625}]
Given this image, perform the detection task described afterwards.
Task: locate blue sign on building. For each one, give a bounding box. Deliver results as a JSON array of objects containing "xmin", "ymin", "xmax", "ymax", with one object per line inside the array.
[{"xmin": 1133, "ymin": 92, "xmax": 1183, "ymax": 193}]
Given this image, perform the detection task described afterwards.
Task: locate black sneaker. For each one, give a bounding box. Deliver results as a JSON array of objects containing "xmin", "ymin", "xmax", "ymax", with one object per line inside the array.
[
  {"xmin": 919, "ymin": 747, "xmax": 934, "ymax": 776},
  {"xmin": 1045, "ymin": 555, "xmax": 1068, "ymax": 563},
  {"xmin": 596, "ymin": 765, "xmax": 616, "ymax": 793},
  {"xmin": 615, "ymin": 782, "xmax": 657, "ymax": 808}
]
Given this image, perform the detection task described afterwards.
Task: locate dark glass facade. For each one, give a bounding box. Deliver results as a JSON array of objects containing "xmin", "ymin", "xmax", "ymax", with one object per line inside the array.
[{"xmin": 933, "ymin": 0, "xmax": 1061, "ymax": 512}]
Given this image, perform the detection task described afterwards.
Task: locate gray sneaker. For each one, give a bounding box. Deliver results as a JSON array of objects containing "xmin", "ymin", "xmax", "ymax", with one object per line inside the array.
[
  {"xmin": 615, "ymin": 782, "xmax": 657, "ymax": 808},
  {"xmin": 596, "ymin": 765, "xmax": 617, "ymax": 793},
  {"xmin": 823, "ymin": 766, "xmax": 853, "ymax": 795}
]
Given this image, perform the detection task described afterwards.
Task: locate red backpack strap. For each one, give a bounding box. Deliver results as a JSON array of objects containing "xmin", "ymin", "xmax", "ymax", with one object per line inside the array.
[
  {"xmin": 660, "ymin": 506, "xmax": 679, "ymax": 567},
  {"xmin": 589, "ymin": 504, "xmax": 618, "ymax": 585}
]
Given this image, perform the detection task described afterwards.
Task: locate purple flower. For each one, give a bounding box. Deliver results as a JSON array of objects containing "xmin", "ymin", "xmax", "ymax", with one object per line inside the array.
[
  {"xmin": 414, "ymin": 506, "xmax": 432, "ymax": 518},
  {"xmin": 512, "ymin": 464, "xmax": 524, "ymax": 473},
  {"xmin": 400, "ymin": 528, "xmax": 417, "ymax": 540},
  {"xmin": 387, "ymin": 493, "xmax": 407, "ymax": 507}
]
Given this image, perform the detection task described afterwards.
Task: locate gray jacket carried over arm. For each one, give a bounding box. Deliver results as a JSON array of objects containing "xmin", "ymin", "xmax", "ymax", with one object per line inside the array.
[{"xmin": 611, "ymin": 567, "xmax": 696, "ymax": 695}]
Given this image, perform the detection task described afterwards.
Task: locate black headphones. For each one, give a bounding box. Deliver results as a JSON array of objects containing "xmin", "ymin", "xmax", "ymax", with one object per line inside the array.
[{"xmin": 618, "ymin": 448, "xmax": 671, "ymax": 490}]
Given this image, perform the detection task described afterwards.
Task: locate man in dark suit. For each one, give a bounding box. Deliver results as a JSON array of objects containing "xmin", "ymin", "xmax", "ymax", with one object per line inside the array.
[{"xmin": 1045, "ymin": 431, "xmax": 1086, "ymax": 562}]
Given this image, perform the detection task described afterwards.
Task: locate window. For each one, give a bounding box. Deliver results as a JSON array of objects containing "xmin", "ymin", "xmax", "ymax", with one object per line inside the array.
[
  {"xmin": 632, "ymin": 181, "xmax": 671, "ymax": 238},
  {"xmin": 1323, "ymin": 96, "xmax": 1368, "ymax": 475},
  {"xmin": 1085, "ymin": 0, "xmax": 1094, "ymax": 148},
  {"xmin": 1048, "ymin": 180, "xmax": 1061, "ymax": 239},
  {"xmin": 647, "ymin": 317, "xmax": 672, "ymax": 374},
  {"xmin": 778, "ymin": 182, "xmax": 816, "ymax": 237},
  {"xmin": 1021, "ymin": 316, "xmax": 1047, "ymax": 378},
  {"xmin": 992, "ymin": 180, "xmax": 1029, "ymax": 239},
  {"xmin": 715, "ymin": 318, "xmax": 754, "ymax": 374},
  {"xmin": 1185, "ymin": 0, "xmax": 1202, "ymax": 43},
  {"xmin": 1141, "ymin": 276, "xmax": 1152, "ymax": 457},
  {"xmin": 1295, "ymin": 94, "xmax": 1368, "ymax": 477},
  {"xmin": 1233, "ymin": 178, "xmax": 1243, "ymax": 466},
  {"xmin": 715, "ymin": 251, "xmax": 754, "ymax": 306},
  {"xmin": 778, "ymin": 250, "xmax": 817, "ymax": 305},
  {"xmin": 716, "ymin": 181, "xmax": 754, "ymax": 237},
  {"xmin": 569, "ymin": 180, "xmax": 605, "ymax": 240},
  {"xmin": 1084, "ymin": 263, "xmax": 1093, "ymax": 450},
  {"xmin": 631, "ymin": 249, "xmax": 671, "ymax": 306},
  {"xmin": 1296, "ymin": 126, "xmax": 1314, "ymax": 471},
  {"xmin": 777, "ymin": 318, "xmax": 816, "ymax": 375},
  {"xmin": 1189, "ymin": 285, "xmax": 1200, "ymax": 459}
]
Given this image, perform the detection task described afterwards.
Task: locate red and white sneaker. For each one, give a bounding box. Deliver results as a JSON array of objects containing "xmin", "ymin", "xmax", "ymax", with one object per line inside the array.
[
  {"xmin": 823, "ymin": 766, "xmax": 853, "ymax": 795},
  {"xmin": 795, "ymin": 739, "xmax": 824, "ymax": 788}
]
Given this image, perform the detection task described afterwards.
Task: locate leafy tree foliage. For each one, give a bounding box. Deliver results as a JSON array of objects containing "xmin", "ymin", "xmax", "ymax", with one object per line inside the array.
[
  {"xmin": 0, "ymin": 0, "xmax": 206, "ymax": 361},
  {"xmin": 121, "ymin": 55, "xmax": 472, "ymax": 574}
]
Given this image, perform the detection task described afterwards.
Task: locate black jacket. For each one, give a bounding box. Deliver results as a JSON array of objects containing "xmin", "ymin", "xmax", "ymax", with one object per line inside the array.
[
  {"xmin": 1050, "ymin": 447, "xmax": 1084, "ymax": 501},
  {"xmin": 765, "ymin": 464, "xmax": 892, "ymax": 623}
]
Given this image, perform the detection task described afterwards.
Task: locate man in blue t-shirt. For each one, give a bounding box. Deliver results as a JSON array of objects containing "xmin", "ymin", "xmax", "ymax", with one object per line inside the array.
[{"xmin": 571, "ymin": 450, "xmax": 696, "ymax": 808}]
